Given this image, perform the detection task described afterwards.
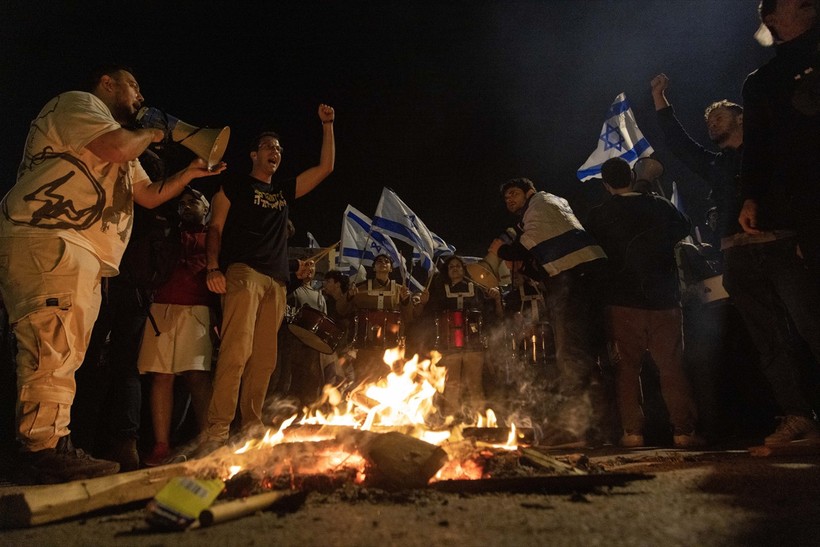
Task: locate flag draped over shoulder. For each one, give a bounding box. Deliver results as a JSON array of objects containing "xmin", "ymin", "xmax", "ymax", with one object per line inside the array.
[
  {"xmin": 339, "ymin": 204, "xmax": 404, "ymax": 277},
  {"xmin": 577, "ymin": 92, "xmax": 653, "ymax": 182}
]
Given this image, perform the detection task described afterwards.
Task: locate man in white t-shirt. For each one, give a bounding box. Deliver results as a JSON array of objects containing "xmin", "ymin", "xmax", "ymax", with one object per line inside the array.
[{"xmin": 0, "ymin": 64, "xmax": 225, "ymax": 483}]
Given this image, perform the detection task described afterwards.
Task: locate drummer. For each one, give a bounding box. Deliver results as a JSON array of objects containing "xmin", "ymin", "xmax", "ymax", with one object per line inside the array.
[
  {"xmin": 415, "ymin": 255, "xmax": 503, "ymax": 417},
  {"xmin": 286, "ymin": 260, "xmax": 337, "ymax": 407},
  {"xmin": 502, "ymin": 260, "xmax": 554, "ymax": 367},
  {"xmin": 321, "ymin": 270, "xmax": 353, "ymax": 384},
  {"xmin": 335, "ymin": 254, "xmax": 414, "ymax": 384}
]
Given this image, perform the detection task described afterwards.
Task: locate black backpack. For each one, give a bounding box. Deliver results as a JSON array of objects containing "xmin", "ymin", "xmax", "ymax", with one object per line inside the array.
[{"xmin": 119, "ymin": 203, "xmax": 181, "ymax": 292}]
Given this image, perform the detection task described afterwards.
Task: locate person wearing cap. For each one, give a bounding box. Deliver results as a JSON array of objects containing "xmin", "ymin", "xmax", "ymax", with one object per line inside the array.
[
  {"xmin": 136, "ymin": 187, "xmax": 215, "ymax": 466},
  {"xmin": 586, "ymin": 158, "xmax": 703, "ymax": 449},
  {"xmin": 734, "ymin": 0, "xmax": 820, "ymax": 445}
]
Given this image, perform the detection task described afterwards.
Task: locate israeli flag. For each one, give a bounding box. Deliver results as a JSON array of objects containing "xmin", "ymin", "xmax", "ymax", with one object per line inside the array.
[
  {"xmin": 411, "ymin": 230, "xmax": 455, "ymax": 266},
  {"xmin": 372, "ymin": 188, "xmax": 436, "ymax": 277},
  {"xmin": 431, "ymin": 230, "xmax": 456, "ymax": 259},
  {"xmin": 577, "ymin": 93, "xmax": 653, "ymax": 182},
  {"xmin": 339, "ymin": 204, "xmax": 404, "ymax": 275}
]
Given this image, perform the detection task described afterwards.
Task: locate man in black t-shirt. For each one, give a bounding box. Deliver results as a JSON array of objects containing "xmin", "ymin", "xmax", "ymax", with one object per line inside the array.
[{"xmin": 199, "ymin": 104, "xmax": 336, "ymax": 450}]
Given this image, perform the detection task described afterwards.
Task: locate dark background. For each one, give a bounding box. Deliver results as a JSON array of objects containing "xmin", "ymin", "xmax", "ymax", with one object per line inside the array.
[{"xmin": 1, "ymin": 0, "xmax": 770, "ymax": 256}]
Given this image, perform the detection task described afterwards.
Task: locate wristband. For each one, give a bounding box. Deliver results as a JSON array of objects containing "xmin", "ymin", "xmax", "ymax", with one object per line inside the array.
[
  {"xmin": 207, "ymin": 268, "xmax": 220, "ymax": 274},
  {"xmin": 322, "ymin": 120, "xmax": 334, "ymax": 124}
]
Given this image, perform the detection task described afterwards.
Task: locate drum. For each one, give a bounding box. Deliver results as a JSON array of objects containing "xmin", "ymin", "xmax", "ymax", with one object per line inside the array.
[
  {"xmin": 435, "ymin": 309, "xmax": 485, "ymax": 350},
  {"xmin": 352, "ymin": 309, "xmax": 402, "ymax": 349},
  {"xmin": 288, "ymin": 305, "xmax": 344, "ymax": 354},
  {"xmin": 465, "ymin": 261, "xmax": 499, "ymax": 290}
]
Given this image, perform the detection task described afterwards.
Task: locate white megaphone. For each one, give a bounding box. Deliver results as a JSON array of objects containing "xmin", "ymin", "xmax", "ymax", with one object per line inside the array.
[
  {"xmin": 137, "ymin": 107, "xmax": 230, "ymax": 169},
  {"xmin": 464, "ymin": 228, "xmax": 516, "ymax": 289}
]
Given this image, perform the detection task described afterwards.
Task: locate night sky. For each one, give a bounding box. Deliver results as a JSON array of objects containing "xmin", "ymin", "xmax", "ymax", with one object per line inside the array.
[{"xmin": 2, "ymin": 1, "xmax": 770, "ymax": 256}]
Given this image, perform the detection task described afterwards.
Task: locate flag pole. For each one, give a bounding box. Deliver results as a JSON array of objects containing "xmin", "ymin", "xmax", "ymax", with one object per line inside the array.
[
  {"xmin": 425, "ymin": 269, "xmax": 435, "ymax": 291},
  {"xmin": 307, "ymin": 241, "xmax": 340, "ymax": 262}
]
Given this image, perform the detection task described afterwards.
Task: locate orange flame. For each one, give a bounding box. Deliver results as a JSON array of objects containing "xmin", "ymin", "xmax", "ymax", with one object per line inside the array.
[{"xmin": 215, "ymin": 348, "xmax": 527, "ymax": 481}]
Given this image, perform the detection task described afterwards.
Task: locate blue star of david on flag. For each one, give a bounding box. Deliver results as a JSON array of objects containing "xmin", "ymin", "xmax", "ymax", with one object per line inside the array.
[
  {"xmin": 338, "ymin": 204, "xmax": 404, "ymax": 281},
  {"xmin": 577, "ymin": 92, "xmax": 654, "ymax": 182},
  {"xmin": 600, "ymin": 123, "xmax": 625, "ymax": 151}
]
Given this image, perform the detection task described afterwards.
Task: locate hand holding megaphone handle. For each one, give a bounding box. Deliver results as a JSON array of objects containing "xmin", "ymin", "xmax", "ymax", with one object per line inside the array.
[
  {"xmin": 498, "ymin": 227, "xmax": 517, "ymax": 245},
  {"xmin": 136, "ymin": 107, "xmax": 179, "ymax": 139}
]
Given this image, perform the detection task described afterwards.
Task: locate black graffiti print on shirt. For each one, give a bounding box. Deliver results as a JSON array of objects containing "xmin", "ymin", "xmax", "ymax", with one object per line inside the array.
[{"xmin": 15, "ymin": 150, "xmax": 106, "ymax": 230}]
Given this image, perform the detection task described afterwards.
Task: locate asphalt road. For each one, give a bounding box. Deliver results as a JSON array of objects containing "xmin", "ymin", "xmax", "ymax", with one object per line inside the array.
[{"xmin": 2, "ymin": 443, "xmax": 819, "ymax": 547}]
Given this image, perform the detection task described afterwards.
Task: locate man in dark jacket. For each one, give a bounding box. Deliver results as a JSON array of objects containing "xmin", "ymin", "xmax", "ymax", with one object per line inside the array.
[
  {"xmin": 586, "ymin": 158, "xmax": 703, "ymax": 449},
  {"xmin": 734, "ymin": 0, "xmax": 820, "ymax": 445}
]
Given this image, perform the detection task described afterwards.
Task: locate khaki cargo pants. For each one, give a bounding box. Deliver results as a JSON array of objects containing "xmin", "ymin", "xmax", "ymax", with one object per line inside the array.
[{"xmin": 0, "ymin": 236, "xmax": 102, "ymax": 451}]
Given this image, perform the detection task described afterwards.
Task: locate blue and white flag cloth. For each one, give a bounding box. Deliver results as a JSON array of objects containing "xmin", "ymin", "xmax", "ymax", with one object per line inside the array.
[
  {"xmin": 373, "ymin": 188, "xmax": 436, "ymax": 277},
  {"xmin": 339, "ymin": 204, "xmax": 404, "ymax": 275},
  {"xmin": 577, "ymin": 92, "xmax": 654, "ymax": 182},
  {"xmin": 431, "ymin": 230, "xmax": 455, "ymax": 259},
  {"xmin": 412, "ymin": 230, "xmax": 455, "ymax": 265},
  {"xmin": 306, "ymin": 231, "xmax": 320, "ymax": 249}
]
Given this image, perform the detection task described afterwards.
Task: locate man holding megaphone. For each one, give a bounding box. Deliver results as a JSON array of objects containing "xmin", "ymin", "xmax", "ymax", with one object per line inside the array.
[{"xmin": 0, "ymin": 64, "xmax": 225, "ymax": 484}]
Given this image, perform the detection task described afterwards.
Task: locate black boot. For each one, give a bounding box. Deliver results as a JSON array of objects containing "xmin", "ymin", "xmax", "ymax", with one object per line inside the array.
[{"xmin": 17, "ymin": 436, "xmax": 120, "ymax": 484}]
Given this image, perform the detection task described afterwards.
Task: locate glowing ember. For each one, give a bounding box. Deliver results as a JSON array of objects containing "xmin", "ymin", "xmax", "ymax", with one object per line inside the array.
[{"xmin": 434, "ymin": 457, "xmax": 485, "ymax": 481}]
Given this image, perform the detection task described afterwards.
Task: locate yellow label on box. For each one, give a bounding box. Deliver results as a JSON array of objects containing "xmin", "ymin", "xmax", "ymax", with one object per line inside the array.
[{"xmin": 147, "ymin": 477, "xmax": 225, "ymax": 529}]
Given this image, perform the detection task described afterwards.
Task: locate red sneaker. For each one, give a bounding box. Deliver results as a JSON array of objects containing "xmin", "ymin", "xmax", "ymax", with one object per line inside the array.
[{"xmin": 143, "ymin": 443, "xmax": 171, "ymax": 467}]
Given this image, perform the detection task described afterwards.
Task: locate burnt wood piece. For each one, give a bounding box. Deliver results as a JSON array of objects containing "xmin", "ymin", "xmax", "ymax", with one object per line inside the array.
[
  {"xmin": 0, "ymin": 463, "xmax": 191, "ymax": 529},
  {"xmin": 430, "ymin": 472, "xmax": 654, "ymax": 494},
  {"xmin": 337, "ymin": 430, "xmax": 449, "ymax": 490},
  {"xmin": 462, "ymin": 427, "xmax": 536, "ymax": 445},
  {"xmin": 196, "ymin": 490, "xmax": 296, "ymax": 527},
  {"xmin": 283, "ymin": 423, "xmax": 417, "ymax": 440},
  {"xmin": 519, "ymin": 448, "xmax": 587, "ymax": 475}
]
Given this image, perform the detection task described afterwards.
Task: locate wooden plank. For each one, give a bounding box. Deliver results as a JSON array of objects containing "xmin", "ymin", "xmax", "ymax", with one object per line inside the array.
[
  {"xmin": 462, "ymin": 427, "xmax": 535, "ymax": 445},
  {"xmin": 196, "ymin": 490, "xmax": 295, "ymax": 527},
  {"xmin": 519, "ymin": 448, "xmax": 586, "ymax": 475},
  {"xmin": 0, "ymin": 463, "xmax": 191, "ymax": 529}
]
